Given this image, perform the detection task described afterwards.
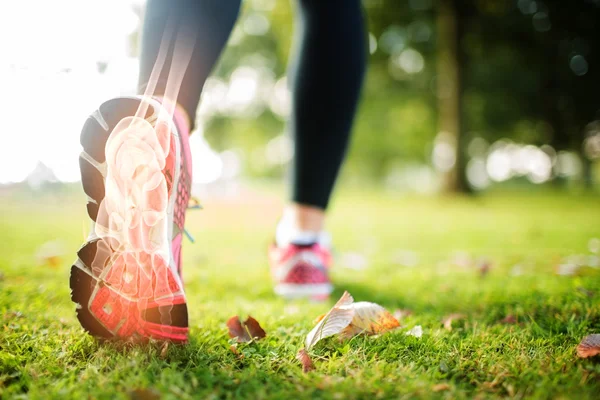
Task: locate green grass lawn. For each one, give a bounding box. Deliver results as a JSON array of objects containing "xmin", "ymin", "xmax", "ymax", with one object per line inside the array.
[{"xmin": 1, "ymin": 185, "xmax": 600, "ymax": 399}]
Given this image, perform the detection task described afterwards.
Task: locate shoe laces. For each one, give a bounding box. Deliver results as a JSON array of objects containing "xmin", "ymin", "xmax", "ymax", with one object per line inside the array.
[{"xmin": 183, "ymin": 196, "xmax": 202, "ymax": 243}]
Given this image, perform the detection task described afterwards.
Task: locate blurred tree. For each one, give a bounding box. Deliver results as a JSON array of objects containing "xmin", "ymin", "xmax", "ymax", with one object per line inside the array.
[
  {"xmin": 436, "ymin": 0, "xmax": 468, "ymax": 192},
  {"xmin": 189, "ymin": 0, "xmax": 599, "ymax": 189},
  {"xmin": 462, "ymin": 0, "xmax": 600, "ymax": 187}
]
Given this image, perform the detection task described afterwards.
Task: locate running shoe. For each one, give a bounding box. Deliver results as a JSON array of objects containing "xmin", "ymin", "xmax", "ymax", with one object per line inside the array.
[
  {"xmin": 268, "ymin": 242, "xmax": 333, "ymax": 300},
  {"xmin": 70, "ymin": 96, "xmax": 193, "ymax": 342}
]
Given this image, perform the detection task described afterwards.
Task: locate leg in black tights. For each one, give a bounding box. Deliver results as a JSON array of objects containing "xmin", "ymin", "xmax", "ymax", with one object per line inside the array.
[
  {"xmin": 138, "ymin": 0, "xmax": 242, "ymax": 130},
  {"xmin": 137, "ymin": 0, "xmax": 366, "ymax": 209},
  {"xmin": 289, "ymin": 0, "xmax": 366, "ymax": 209}
]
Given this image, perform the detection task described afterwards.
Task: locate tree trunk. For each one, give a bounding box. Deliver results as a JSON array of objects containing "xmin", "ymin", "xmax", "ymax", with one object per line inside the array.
[
  {"xmin": 436, "ymin": 0, "xmax": 469, "ymax": 192},
  {"xmin": 581, "ymin": 155, "xmax": 594, "ymax": 189}
]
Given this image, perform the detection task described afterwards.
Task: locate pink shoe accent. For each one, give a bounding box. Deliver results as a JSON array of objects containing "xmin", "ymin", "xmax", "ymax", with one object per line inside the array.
[
  {"xmin": 268, "ymin": 243, "xmax": 334, "ymax": 299},
  {"xmin": 164, "ymin": 103, "xmax": 193, "ymax": 276}
]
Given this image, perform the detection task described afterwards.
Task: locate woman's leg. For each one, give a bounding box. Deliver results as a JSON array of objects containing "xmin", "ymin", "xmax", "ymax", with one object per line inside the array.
[
  {"xmin": 138, "ymin": 0, "xmax": 242, "ymax": 131},
  {"xmin": 282, "ymin": 0, "xmax": 367, "ymax": 237}
]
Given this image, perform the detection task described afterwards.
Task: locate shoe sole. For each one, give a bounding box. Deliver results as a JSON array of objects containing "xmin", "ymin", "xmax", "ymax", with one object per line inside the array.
[
  {"xmin": 70, "ymin": 97, "xmax": 188, "ymax": 343},
  {"xmin": 274, "ymin": 283, "xmax": 333, "ymax": 300}
]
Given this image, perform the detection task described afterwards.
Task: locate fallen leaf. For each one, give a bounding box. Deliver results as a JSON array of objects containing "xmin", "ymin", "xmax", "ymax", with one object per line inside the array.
[
  {"xmin": 226, "ymin": 315, "xmax": 266, "ymax": 343},
  {"xmin": 305, "ymin": 291, "xmax": 400, "ymax": 349},
  {"xmin": 159, "ymin": 341, "xmax": 169, "ymax": 359},
  {"xmin": 296, "ymin": 348, "xmax": 315, "ymax": 373},
  {"xmin": 227, "ymin": 316, "xmax": 249, "ymax": 342},
  {"xmin": 405, "ymin": 325, "xmax": 423, "ymax": 338},
  {"xmin": 244, "ymin": 316, "xmax": 267, "ymax": 339},
  {"xmin": 577, "ymin": 334, "xmax": 600, "ymax": 358},
  {"xmin": 442, "ymin": 313, "xmax": 465, "ymax": 331},
  {"xmin": 128, "ymin": 388, "xmax": 160, "ymax": 400},
  {"xmin": 340, "ymin": 302, "xmax": 400, "ymax": 338},
  {"xmin": 432, "ymin": 383, "xmax": 450, "ymax": 392},
  {"xmin": 305, "ymin": 292, "xmax": 355, "ymax": 349},
  {"xmin": 477, "ymin": 259, "xmax": 491, "ymax": 277},
  {"xmin": 500, "ymin": 315, "xmax": 517, "ymax": 324},
  {"xmin": 393, "ymin": 309, "xmax": 412, "ymax": 321},
  {"xmin": 314, "ymin": 313, "xmax": 327, "ymax": 323}
]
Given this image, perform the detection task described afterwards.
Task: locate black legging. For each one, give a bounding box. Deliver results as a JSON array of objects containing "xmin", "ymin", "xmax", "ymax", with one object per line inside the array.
[{"xmin": 138, "ymin": 0, "xmax": 366, "ymax": 210}]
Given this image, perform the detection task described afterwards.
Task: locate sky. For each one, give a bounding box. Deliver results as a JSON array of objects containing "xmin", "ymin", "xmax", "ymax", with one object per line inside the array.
[{"xmin": 0, "ymin": 0, "xmax": 223, "ymax": 185}]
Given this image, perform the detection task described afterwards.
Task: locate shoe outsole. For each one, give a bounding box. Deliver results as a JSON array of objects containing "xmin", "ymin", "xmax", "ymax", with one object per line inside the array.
[
  {"xmin": 70, "ymin": 97, "xmax": 189, "ymax": 343},
  {"xmin": 274, "ymin": 283, "xmax": 333, "ymax": 301}
]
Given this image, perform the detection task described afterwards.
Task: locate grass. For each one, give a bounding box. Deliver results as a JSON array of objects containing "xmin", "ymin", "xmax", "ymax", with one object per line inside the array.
[{"xmin": 1, "ymin": 184, "xmax": 600, "ymax": 399}]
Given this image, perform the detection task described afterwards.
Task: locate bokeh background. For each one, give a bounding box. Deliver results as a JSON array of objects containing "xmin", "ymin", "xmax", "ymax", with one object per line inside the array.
[
  {"xmin": 2, "ymin": 0, "xmax": 600, "ymax": 193},
  {"xmin": 2, "ymin": 2, "xmax": 600, "ymax": 398}
]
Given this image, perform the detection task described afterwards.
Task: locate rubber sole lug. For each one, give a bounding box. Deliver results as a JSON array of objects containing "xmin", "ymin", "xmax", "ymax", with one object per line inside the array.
[{"xmin": 71, "ymin": 97, "xmax": 188, "ymax": 342}]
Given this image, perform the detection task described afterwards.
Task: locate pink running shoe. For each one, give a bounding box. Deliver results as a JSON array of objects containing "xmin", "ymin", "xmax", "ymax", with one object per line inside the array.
[
  {"xmin": 70, "ymin": 96, "xmax": 193, "ymax": 342},
  {"xmin": 268, "ymin": 243, "xmax": 334, "ymax": 300}
]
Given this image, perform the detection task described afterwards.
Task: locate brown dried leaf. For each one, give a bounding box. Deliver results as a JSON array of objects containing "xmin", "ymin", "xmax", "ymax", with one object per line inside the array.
[
  {"xmin": 305, "ymin": 291, "xmax": 400, "ymax": 348},
  {"xmin": 226, "ymin": 315, "xmax": 266, "ymax": 343},
  {"xmin": 442, "ymin": 313, "xmax": 465, "ymax": 331},
  {"xmin": 227, "ymin": 316, "xmax": 251, "ymax": 342},
  {"xmin": 432, "ymin": 383, "xmax": 451, "ymax": 392},
  {"xmin": 500, "ymin": 315, "xmax": 517, "ymax": 325},
  {"xmin": 244, "ymin": 316, "xmax": 266, "ymax": 340},
  {"xmin": 296, "ymin": 348, "xmax": 315, "ymax": 373},
  {"xmin": 340, "ymin": 302, "xmax": 400, "ymax": 338},
  {"xmin": 577, "ymin": 334, "xmax": 600, "ymax": 358}
]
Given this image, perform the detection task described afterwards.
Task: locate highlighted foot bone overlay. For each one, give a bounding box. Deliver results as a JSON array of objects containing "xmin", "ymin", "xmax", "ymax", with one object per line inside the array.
[
  {"xmin": 71, "ymin": 97, "xmax": 189, "ymax": 342},
  {"xmin": 71, "ymin": 19, "xmax": 195, "ymax": 342},
  {"xmin": 69, "ymin": 16, "xmax": 198, "ymax": 342}
]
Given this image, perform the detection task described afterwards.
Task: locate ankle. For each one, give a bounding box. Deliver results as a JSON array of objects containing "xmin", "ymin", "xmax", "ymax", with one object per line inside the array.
[
  {"xmin": 283, "ymin": 203, "xmax": 325, "ymax": 232},
  {"xmin": 275, "ymin": 203, "xmax": 330, "ymax": 247}
]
